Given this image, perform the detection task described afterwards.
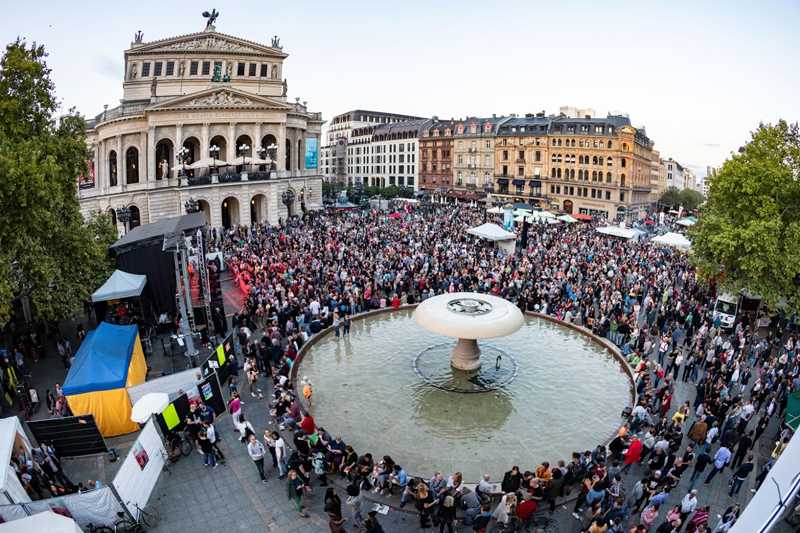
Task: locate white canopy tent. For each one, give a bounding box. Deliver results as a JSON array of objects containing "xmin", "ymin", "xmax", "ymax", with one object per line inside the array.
[
  {"xmin": 0, "ymin": 417, "xmax": 33, "ymax": 504},
  {"xmin": 558, "ymin": 214, "xmax": 578, "ymax": 223},
  {"xmin": 596, "ymin": 226, "xmax": 640, "ymax": 240},
  {"xmin": 467, "ymin": 223, "xmax": 517, "ymax": 254},
  {"xmin": 0, "ymin": 511, "xmax": 82, "ymax": 533},
  {"xmin": 652, "ymin": 231, "xmax": 692, "ymax": 251},
  {"xmin": 91, "ymin": 270, "xmax": 147, "ymax": 303},
  {"xmin": 486, "ymin": 206, "xmax": 504, "ymax": 214},
  {"xmin": 676, "ymin": 217, "xmax": 697, "ymax": 227}
]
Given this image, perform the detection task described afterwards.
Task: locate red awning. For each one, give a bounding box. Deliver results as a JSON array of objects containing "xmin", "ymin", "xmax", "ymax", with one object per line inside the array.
[{"xmin": 573, "ymin": 213, "xmax": 593, "ymax": 221}]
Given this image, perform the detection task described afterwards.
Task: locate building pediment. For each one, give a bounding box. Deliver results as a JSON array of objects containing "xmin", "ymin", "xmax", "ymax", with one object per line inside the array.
[
  {"xmin": 148, "ymin": 87, "xmax": 293, "ymax": 111},
  {"xmin": 128, "ymin": 31, "xmax": 287, "ymax": 59}
]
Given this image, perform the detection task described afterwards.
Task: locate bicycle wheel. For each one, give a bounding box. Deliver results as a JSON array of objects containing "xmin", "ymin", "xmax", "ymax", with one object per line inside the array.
[
  {"xmin": 180, "ymin": 438, "xmax": 192, "ymax": 457},
  {"xmin": 140, "ymin": 505, "xmax": 160, "ymax": 528},
  {"xmin": 114, "ymin": 518, "xmax": 142, "ymax": 533},
  {"xmin": 88, "ymin": 524, "xmax": 114, "ymax": 533}
]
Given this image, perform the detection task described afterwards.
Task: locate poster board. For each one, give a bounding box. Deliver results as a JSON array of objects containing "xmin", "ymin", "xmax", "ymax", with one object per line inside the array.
[{"xmin": 112, "ymin": 419, "xmax": 165, "ymax": 519}]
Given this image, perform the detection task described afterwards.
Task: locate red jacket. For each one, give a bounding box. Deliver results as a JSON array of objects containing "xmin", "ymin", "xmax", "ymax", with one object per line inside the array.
[{"xmin": 624, "ymin": 438, "xmax": 643, "ymax": 465}]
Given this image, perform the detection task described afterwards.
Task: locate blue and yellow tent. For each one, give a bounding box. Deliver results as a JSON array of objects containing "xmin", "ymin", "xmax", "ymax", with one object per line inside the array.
[{"xmin": 63, "ymin": 322, "xmax": 147, "ymax": 436}]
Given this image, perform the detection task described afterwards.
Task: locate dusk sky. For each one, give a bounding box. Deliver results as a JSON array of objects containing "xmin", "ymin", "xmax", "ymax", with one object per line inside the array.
[{"xmin": 4, "ymin": 0, "xmax": 799, "ymax": 176}]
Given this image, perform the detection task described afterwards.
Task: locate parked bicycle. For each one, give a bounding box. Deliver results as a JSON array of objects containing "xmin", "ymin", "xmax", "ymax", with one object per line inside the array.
[{"xmin": 165, "ymin": 428, "xmax": 193, "ymax": 461}]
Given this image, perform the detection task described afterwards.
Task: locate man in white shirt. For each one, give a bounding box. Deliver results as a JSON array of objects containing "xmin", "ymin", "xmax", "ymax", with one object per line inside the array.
[
  {"xmin": 679, "ymin": 490, "xmax": 698, "ymax": 523},
  {"xmin": 273, "ymin": 431, "xmax": 288, "ymax": 479},
  {"xmin": 246, "ymin": 434, "xmax": 267, "ymax": 483}
]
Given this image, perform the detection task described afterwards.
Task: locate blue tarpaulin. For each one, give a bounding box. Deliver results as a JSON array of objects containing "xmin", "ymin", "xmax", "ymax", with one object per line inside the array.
[{"xmin": 62, "ymin": 323, "xmax": 138, "ymax": 395}]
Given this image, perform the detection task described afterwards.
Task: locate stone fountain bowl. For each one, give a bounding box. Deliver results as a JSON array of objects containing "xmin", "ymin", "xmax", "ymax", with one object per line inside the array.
[{"xmin": 413, "ymin": 292, "xmax": 524, "ymax": 339}]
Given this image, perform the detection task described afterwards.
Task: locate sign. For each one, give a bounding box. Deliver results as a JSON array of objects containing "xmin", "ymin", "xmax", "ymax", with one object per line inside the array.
[
  {"xmin": 162, "ymin": 404, "xmax": 180, "ymax": 430},
  {"xmin": 77, "ymin": 159, "xmax": 96, "ymax": 189},
  {"xmin": 304, "ymin": 137, "xmax": 318, "ymax": 169},
  {"xmin": 216, "ymin": 344, "xmax": 226, "ymax": 366}
]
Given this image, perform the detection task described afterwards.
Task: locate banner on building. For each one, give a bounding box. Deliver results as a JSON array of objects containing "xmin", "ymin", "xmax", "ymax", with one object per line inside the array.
[
  {"xmin": 77, "ymin": 159, "xmax": 96, "ymax": 189},
  {"xmin": 304, "ymin": 138, "xmax": 318, "ymax": 169}
]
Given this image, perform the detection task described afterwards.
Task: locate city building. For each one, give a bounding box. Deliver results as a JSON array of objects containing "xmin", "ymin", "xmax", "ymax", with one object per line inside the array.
[
  {"xmin": 451, "ymin": 116, "xmax": 510, "ymax": 196},
  {"xmin": 77, "ymin": 20, "xmax": 324, "ymax": 231},
  {"xmin": 492, "ymin": 111, "xmax": 658, "ymax": 220},
  {"xmin": 319, "ymin": 110, "xmax": 424, "ymax": 186},
  {"xmin": 419, "ymin": 119, "xmax": 456, "ymax": 192},
  {"xmin": 369, "ymin": 119, "xmax": 429, "ymax": 189},
  {"xmin": 663, "ymin": 157, "xmax": 684, "ymax": 190},
  {"xmin": 650, "ymin": 150, "xmax": 665, "ymax": 202}
]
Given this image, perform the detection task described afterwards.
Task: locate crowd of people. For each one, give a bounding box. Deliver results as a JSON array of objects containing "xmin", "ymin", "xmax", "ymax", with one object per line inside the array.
[
  {"xmin": 198, "ymin": 204, "xmax": 798, "ymax": 532},
  {"xmin": 4, "ymin": 203, "xmax": 796, "ymax": 532}
]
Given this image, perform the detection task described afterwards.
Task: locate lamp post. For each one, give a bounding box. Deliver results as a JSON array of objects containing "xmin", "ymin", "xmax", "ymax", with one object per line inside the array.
[
  {"xmin": 115, "ymin": 206, "xmax": 131, "ymax": 235},
  {"xmin": 209, "ymin": 144, "xmax": 220, "ymax": 174},
  {"xmin": 267, "ymin": 143, "xmax": 278, "ymax": 175},
  {"xmin": 176, "ymin": 146, "xmax": 189, "ymax": 185},
  {"xmin": 184, "ymin": 198, "xmax": 199, "ymax": 214},
  {"xmin": 255, "ymin": 145, "xmax": 267, "ymax": 176},
  {"xmin": 238, "ymin": 143, "xmax": 250, "ymax": 180}
]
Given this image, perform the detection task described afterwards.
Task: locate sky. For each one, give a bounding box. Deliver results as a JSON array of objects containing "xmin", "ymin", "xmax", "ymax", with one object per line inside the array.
[{"xmin": 3, "ymin": 0, "xmax": 799, "ymax": 177}]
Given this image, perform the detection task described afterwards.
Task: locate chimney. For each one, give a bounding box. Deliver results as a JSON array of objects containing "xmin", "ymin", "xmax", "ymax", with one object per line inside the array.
[{"xmin": 492, "ymin": 114, "xmax": 496, "ymax": 118}]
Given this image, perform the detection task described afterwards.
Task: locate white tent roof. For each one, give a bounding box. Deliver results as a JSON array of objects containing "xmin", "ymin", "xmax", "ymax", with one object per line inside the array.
[
  {"xmin": 0, "ymin": 417, "xmax": 33, "ymax": 504},
  {"xmin": 228, "ymin": 155, "xmax": 269, "ymax": 166},
  {"xmin": 675, "ymin": 217, "xmax": 697, "ymax": 227},
  {"xmin": 0, "ymin": 511, "xmax": 83, "ymax": 533},
  {"xmin": 486, "ymin": 206, "xmax": 504, "ymax": 214},
  {"xmin": 652, "ymin": 231, "xmax": 692, "ymax": 250},
  {"xmin": 596, "ymin": 226, "xmax": 638, "ymax": 239},
  {"xmin": 558, "ymin": 214, "xmax": 578, "ymax": 223},
  {"xmin": 91, "ymin": 270, "xmax": 147, "ymax": 303},
  {"xmin": 467, "ymin": 223, "xmax": 517, "ymax": 242}
]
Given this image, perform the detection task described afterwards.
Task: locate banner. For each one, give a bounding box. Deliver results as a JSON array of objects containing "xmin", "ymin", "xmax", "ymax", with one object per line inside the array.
[
  {"xmin": 304, "ymin": 137, "xmax": 318, "ymax": 169},
  {"xmin": 112, "ymin": 419, "xmax": 165, "ymax": 518},
  {"xmin": 14, "ymin": 486, "xmax": 123, "ymax": 528},
  {"xmin": 786, "ymin": 390, "xmax": 800, "ymax": 431},
  {"xmin": 77, "ymin": 159, "xmax": 96, "ymax": 190}
]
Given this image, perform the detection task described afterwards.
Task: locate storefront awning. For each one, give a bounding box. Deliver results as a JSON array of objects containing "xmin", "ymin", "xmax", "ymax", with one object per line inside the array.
[
  {"xmin": 512, "ymin": 179, "xmax": 525, "ymax": 186},
  {"xmin": 496, "ymin": 178, "xmax": 509, "ymax": 185}
]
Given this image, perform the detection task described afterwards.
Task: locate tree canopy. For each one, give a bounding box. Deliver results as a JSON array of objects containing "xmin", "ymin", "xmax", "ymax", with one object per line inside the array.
[
  {"xmin": 0, "ymin": 40, "xmax": 115, "ymax": 326},
  {"xmin": 659, "ymin": 186, "xmax": 704, "ymax": 212},
  {"xmin": 690, "ymin": 120, "xmax": 800, "ymax": 312}
]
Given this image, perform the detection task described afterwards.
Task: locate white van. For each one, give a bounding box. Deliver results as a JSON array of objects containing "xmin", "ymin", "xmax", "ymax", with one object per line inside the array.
[{"xmin": 713, "ymin": 292, "xmax": 739, "ymax": 329}]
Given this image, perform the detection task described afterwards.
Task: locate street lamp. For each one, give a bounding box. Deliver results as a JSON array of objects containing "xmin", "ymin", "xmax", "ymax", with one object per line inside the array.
[
  {"xmin": 238, "ymin": 143, "xmax": 250, "ymax": 166},
  {"xmin": 116, "ymin": 206, "xmax": 131, "ymax": 235},
  {"xmin": 185, "ymin": 198, "xmax": 199, "ymax": 214},
  {"xmin": 209, "ymin": 144, "xmax": 220, "ymax": 173},
  {"xmin": 281, "ymin": 188, "xmax": 295, "ymax": 210},
  {"xmin": 176, "ymin": 146, "xmax": 190, "ymax": 183}
]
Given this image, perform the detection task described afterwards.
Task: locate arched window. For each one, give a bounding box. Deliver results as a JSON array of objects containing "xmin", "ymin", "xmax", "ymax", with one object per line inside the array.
[
  {"xmin": 108, "ymin": 208, "xmax": 116, "ymax": 227},
  {"xmin": 606, "ymin": 172, "xmax": 612, "ymax": 183},
  {"xmin": 108, "ymin": 150, "xmax": 118, "ymax": 186},
  {"xmin": 128, "ymin": 205, "xmax": 141, "ymax": 229},
  {"xmin": 271, "ymin": 65, "xmax": 278, "ymax": 79},
  {"xmin": 126, "ymin": 147, "xmax": 139, "ymax": 184},
  {"xmin": 607, "ymin": 140, "xmax": 612, "ymax": 149},
  {"xmin": 622, "ymin": 143, "xmax": 628, "ymax": 151},
  {"xmin": 620, "ymin": 174, "xmax": 626, "ymax": 187},
  {"xmin": 285, "ymin": 139, "xmax": 291, "ymax": 171},
  {"xmin": 557, "ymin": 168, "xmax": 562, "ymax": 178},
  {"xmin": 621, "ymin": 158, "xmax": 627, "ymax": 168},
  {"xmin": 592, "ymin": 171, "xmax": 597, "ymax": 181},
  {"xmin": 570, "ymin": 169, "xmax": 575, "ymax": 179},
  {"xmin": 551, "ymin": 167, "xmax": 556, "ymax": 178},
  {"xmin": 607, "ymin": 157, "xmax": 613, "ymax": 166}
]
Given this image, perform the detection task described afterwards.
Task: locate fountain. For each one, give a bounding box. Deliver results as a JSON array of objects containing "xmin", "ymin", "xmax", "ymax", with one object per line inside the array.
[
  {"xmin": 414, "ymin": 292, "xmax": 524, "ymax": 372},
  {"xmin": 295, "ymin": 303, "xmax": 633, "ymax": 480}
]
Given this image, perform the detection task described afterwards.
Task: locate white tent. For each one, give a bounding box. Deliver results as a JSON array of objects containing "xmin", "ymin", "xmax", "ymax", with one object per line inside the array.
[
  {"xmin": 467, "ymin": 223, "xmax": 517, "ymax": 242},
  {"xmin": 131, "ymin": 392, "xmax": 170, "ymax": 423},
  {"xmin": 675, "ymin": 217, "xmax": 697, "ymax": 227},
  {"xmin": 0, "ymin": 417, "xmax": 33, "ymax": 504},
  {"xmin": 558, "ymin": 214, "xmax": 578, "ymax": 223},
  {"xmin": 652, "ymin": 231, "xmax": 692, "ymax": 251},
  {"xmin": 596, "ymin": 226, "xmax": 639, "ymax": 240},
  {"xmin": 91, "ymin": 270, "xmax": 147, "ymax": 303},
  {"xmin": 0, "ymin": 511, "xmax": 82, "ymax": 533},
  {"xmin": 486, "ymin": 206, "xmax": 504, "ymax": 214},
  {"xmin": 534, "ymin": 210, "xmax": 556, "ymax": 219}
]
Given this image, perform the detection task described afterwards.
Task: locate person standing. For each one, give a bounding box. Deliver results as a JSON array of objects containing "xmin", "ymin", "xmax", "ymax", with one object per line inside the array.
[
  {"xmin": 704, "ymin": 445, "xmax": 731, "ymax": 484},
  {"xmin": 287, "ymin": 469, "xmax": 309, "ymax": 518},
  {"xmin": 688, "ymin": 448, "xmax": 711, "ymax": 491},
  {"xmin": 247, "ymin": 434, "xmax": 268, "ymax": 482},
  {"xmin": 198, "ymin": 429, "xmax": 217, "ymax": 468},
  {"xmin": 273, "ymin": 431, "xmax": 288, "ymax": 479},
  {"xmin": 728, "ymin": 455, "xmax": 755, "ymax": 496},
  {"xmin": 679, "ymin": 490, "xmax": 698, "ymax": 525}
]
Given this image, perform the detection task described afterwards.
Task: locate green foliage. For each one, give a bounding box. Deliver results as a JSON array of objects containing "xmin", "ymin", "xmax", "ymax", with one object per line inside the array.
[
  {"xmin": 0, "ymin": 39, "xmax": 115, "ymax": 325},
  {"xmin": 659, "ymin": 186, "xmax": 703, "ymax": 212},
  {"xmin": 678, "ymin": 188, "xmax": 704, "ymax": 212},
  {"xmin": 690, "ymin": 120, "xmax": 800, "ymax": 312},
  {"xmin": 659, "ymin": 186, "xmax": 681, "ymax": 209}
]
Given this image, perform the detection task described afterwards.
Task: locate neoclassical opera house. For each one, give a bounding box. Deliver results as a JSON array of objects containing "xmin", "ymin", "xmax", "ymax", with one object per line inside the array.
[{"xmin": 78, "ymin": 21, "xmax": 323, "ymax": 232}]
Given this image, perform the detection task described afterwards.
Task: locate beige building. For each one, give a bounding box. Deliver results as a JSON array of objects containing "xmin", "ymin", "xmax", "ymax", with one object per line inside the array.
[
  {"xmin": 492, "ymin": 112, "xmax": 658, "ymax": 220},
  {"xmin": 451, "ymin": 116, "xmax": 508, "ymax": 193},
  {"xmin": 78, "ymin": 22, "xmax": 323, "ymax": 232}
]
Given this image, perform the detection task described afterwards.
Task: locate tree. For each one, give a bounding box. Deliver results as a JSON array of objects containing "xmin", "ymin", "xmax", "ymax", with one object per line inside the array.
[
  {"xmin": 690, "ymin": 121, "xmax": 800, "ymax": 312},
  {"xmin": 0, "ymin": 40, "xmax": 115, "ymax": 325},
  {"xmin": 659, "ymin": 187, "xmax": 681, "ymax": 209},
  {"xmin": 678, "ymin": 188, "xmax": 704, "ymax": 212}
]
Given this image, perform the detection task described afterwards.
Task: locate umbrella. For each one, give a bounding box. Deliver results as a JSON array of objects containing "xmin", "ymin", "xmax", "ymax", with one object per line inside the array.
[
  {"xmin": 187, "ymin": 157, "xmax": 230, "ymax": 169},
  {"xmin": 131, "ymin": 392, "xmax": 170, "ymax": 423},
  {"xmin": 228, "ymin": 155, "xmax": 269, "ymax": 166},
  {"xmin": 513, "ymin": 209, "xmax": 533, "ymax": 217}
]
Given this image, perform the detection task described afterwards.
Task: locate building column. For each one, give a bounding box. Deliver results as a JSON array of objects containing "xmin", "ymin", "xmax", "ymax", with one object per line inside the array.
[
  {"xmin": 276, "ymin": 126, "xmax": 286, "ymax": 173},
  {"xmin": 97, "ymin": 140, "xmax": 105, "ymax": 192},
  {"xmin": 147, "ymin": 126, "xmax": 156, "ymax": 182},
  {"xmin": 175, "ymin": 123, "xmax": 183, "ymax": 182},
  {"xmin": 92, "ymin": 144, "xmax": 99, "ymax": 191},
  {"xmin": 201, "ymin": 123, "xmax": 210, "ymax": 158},
  {"xmin": 139, "ymin": 131, "xmax": 147, "ymax": 182},
  {"xmin": 117, "ymin": 135, "xmax": 124, "ymax": 189},
  {"xmin": 227, "ymin": 122, "xmax": 236, "ymax": 162},
  {"xmin": 254, "ymin": 123, "xmax": 262, "ymax": 154}
]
